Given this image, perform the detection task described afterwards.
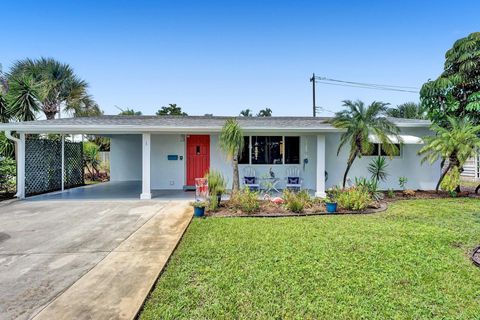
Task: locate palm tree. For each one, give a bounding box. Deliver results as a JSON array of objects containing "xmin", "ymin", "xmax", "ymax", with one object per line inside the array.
[
  {"xmin": 6, "ymin": 75, "xmax": 40, "ymax": 122},
  {"xmin": 67, "ymin": 94, "xmax": 103, "ymax": 117},
  {"xmin": 257, "ymin": 108, "xmax": 272, "ymax": 117},
  {"xmin": 9, "ymin": 57, "xmax": 90, "ymax": 119},
  {"xmin": 329, "ymin": 100, "xmax": 400, "ymax": 188},
  {"xmin": 0, "ymin": 64, "xmax": 10, "ymax": 123},
  {"xmin": 239, "ymin": 109, "xmax": 253, "ymax": 117},
  {"xmin": 418, "ymin": 117, "xmax": 480, "ymax": 191},
  {"xmin": 386, "ymin": 102, "xmax": 427, "ymax": 119},
  {"xmin": 219, "ymin": 119, "xmax": 244, "ymax": 192}
]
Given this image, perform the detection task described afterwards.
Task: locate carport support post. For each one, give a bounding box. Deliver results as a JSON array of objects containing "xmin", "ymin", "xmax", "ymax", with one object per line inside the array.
[
  {"xmin": 315, "ymin": 134, "xmax": 326, "ymax": 198},
  {"xmin": 61, "ymin": 134, "xmax": 65, "ymax": 191},
  {"xmin": 140, "ymin": 133, "xmax": 152, "ymax": 199},
  {"xmin": 17, "ymin": 133, "xmax": 26, "ymax": 199}
]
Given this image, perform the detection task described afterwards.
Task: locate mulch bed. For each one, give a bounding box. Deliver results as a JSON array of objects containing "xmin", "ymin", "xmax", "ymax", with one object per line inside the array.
[
  {"xmin": 472, "ymin": 246, "xmax": 480, "ymax": 268},
  {"xmin": 383, "ymin": 190, "xmax": 471, "ymax": 202},
  {"xmin": 206, "ymin": 200, "xmax": 387, "ymax": 218},
  {"xmin": 205, "ymin": 189, "xmax": 476, "ymax": 218}
]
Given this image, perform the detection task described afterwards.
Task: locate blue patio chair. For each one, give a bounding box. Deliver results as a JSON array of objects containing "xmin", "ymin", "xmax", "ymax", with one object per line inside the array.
[
  {"xmin": 285, "ymin": 167, "xmax": 302, "ymax": 191},
  {"xmin": 243, "ymin": 167, "xmax": 260, "ymax": 191}
]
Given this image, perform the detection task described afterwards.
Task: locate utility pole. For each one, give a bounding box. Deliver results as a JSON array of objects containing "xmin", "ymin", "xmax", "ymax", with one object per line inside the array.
[{"xmin": 310, "ymin": 73, "xmax": 316, "ymax": 117}]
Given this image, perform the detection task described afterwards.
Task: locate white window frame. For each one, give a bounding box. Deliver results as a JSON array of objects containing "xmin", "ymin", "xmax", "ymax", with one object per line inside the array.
[{"xmin": 362, "ymin": 143, "xmax": 402, "ymax": 158}]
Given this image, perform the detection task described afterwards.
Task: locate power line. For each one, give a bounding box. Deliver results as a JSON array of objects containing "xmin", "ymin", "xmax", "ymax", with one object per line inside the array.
[
  {"xmin": 310, "ymin": 74, "xmax": 420, "ymax": 117},
  {"xmin": 315, "ymin": 80, "xmax": 419, "ymax": 93},
  {"xmin": 315, "ymin": 76, "xmax": 419, "ymax": 91}
]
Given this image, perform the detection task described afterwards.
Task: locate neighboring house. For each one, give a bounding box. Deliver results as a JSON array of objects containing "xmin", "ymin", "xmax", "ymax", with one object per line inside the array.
[
  {"xmin": 0, "ymin": 116, "xmax": 440, "ymax": 199},
  {"xmin": 461, "ymin": 155, "xmax": 480, "ymax": 181}
]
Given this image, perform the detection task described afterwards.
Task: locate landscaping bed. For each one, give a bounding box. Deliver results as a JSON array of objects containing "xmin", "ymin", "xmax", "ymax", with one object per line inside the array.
[{"xmin": 207, "ymin": 199, "xmax": 387, "ymax": 217}]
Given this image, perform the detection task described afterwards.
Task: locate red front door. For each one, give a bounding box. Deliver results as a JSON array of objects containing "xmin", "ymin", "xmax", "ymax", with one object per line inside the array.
[{"xmin": 186, "ymin": 135, "xmax": 210, "ymax": 186}]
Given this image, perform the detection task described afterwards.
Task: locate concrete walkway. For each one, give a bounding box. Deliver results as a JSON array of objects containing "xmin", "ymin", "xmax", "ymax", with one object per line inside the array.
[{"xmin": 32, "ymin": 201, "xmax": 192, "ymax": 320}]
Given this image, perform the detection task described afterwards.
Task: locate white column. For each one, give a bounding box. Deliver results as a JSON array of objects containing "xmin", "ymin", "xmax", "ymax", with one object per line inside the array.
[
  {"xmin": 61, "ymin": 134, "xmax": 65, "ymax": 191},
  {"xmin": 17, "ymin": 133, "xmax": 26, "ymax": 199},
  {"xmin": 315, "ymin": 134, "xmax": 326, "ymax": 198},
  {"xmin": 140, "ymin": 133, "xmax": 152, "ymax": 199}
]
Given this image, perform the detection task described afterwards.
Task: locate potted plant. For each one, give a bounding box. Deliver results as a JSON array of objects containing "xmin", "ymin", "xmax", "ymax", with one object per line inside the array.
[
  {"xmin": 191, "ymin": 201, "xmax": 207, "ymax": 217},
  {"xmin": 205, "ymin": 170, "xmax": 227, "ymax": 205},
  {"xmin": 325, "ymin": 187, "xmax": 339, "ymax": 213}
]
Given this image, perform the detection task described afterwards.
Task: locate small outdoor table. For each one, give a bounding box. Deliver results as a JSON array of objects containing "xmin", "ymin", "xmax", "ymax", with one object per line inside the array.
[{"xmin": 259, "ymin": 177, "xmax": 281, "ymax": 193}]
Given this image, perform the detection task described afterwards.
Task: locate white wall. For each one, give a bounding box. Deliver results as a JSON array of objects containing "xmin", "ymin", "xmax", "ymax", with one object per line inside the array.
[
  {"xmin": 150, "ymin": 134, "xmax": 186, "ymax": 189},
  {"xmin": 325, "ymin": 127, "xmax": 441, "ymax": 190},
  {"xmin": 110, "ymin": 134, "xmax": 142, "ymax": 181},
  {"xmin": 110, "ymin": 128, "xmax": 441, "ymax": 192}
]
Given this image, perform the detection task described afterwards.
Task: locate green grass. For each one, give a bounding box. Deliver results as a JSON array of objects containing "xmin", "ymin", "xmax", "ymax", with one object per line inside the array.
[{"xmin": 140, "ymin": 199, "xmax": 480, "ymax": 319}]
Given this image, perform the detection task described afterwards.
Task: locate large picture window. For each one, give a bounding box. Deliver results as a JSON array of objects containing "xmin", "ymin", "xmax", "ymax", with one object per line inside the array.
[{"xmin": 238, "ymin": 136, "xmax": 300, "ymax": 165}]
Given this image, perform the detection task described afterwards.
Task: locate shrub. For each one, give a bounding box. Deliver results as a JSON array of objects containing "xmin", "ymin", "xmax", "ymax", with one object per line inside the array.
[
  {"xmin": 386, "ymin": 188, "xmax": 395, "ymax": 198},
  {"xmin": 440, "ymin": 167, "xmax": 460, "ymax": 197},
  {"xmin": 0, "ymin": 157, "xmax": 16, "ymax": 194},
  {"xmin": 205, "ymin": 170, "xmax": 227, "ymax": 196},
  {"xmin": 230, "ymin": 187, "xmax": 260, "ymax": 213},
  {"xmin": 205, "ymin": 170, "xmax": 227, "ymax": 211},
  {"xmin": 354, "ymin": 177, "xmax": 383, "ymax": 201},
  {"xmin": 282, "ymin": 189, "xmax": 311, "ymax": 213},
  {"xmin": 337, "ymin": 186, "xmax": 372, "ymax": 211},
  {"xmin": 398, "ymin": 176, "xmax": 408, "ymax": 190}
]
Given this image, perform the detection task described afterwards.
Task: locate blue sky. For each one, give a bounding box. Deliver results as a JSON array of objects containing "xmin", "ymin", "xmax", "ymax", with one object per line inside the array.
[{"xmin": 1, "ymin": 0, "xmax": 479, "ymax": 117}]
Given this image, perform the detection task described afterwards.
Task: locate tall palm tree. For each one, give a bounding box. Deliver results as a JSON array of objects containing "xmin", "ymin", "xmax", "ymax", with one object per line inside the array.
[
  {"xmin": 386, "ymin": 102, "xmax": 427, "ymax": 119},
  {"xmin": 9, "ymin": 57, "xmax": 90, "ymax": 119},
  {"xmin": 329, "ymin": 100, "xmax": 400, "ymax": 188},
  {"xmin": 219, "ymin": 119, "xmax": 244, "ymax": 192},
  {"xmin": 418, "ymin": 117, "xmax": 480, "ymax": 191}
]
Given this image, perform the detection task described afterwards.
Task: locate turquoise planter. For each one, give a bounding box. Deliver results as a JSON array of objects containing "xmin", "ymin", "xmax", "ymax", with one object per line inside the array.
[
  {"xmin": 194, "ymin": 206, "xmax": 205, "ymax": 217},
  {"xmin": 326, "ymin": 202, "xmax": 337, "ymax": 213}
]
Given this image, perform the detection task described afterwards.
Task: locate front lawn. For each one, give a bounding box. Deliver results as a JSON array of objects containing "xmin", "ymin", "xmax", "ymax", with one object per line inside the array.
[{"xmin": 140, "ymin": 199, "xmax": 480, "ymax": 319}]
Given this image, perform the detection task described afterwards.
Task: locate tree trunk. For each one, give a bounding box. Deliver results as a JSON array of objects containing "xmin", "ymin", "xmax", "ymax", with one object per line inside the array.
[
  {"xmin": 342, "ymin": 154, "xmax": 356, "ymax": 188},
  {"xmin": 232, "ymin": 158, "xmax": 239, "ymax": 193},
  {"xmin": 45, "ymin": 111, "xmax": 57, "ymax": 120},
  {"xmin": 436, "ymin": 155, "xmax": 459, "ymax": 192}
]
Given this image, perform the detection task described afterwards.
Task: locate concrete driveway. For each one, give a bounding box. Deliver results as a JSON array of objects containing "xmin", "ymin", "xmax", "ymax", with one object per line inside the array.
[{"xmin": 0, "ymin": 199, "xmax": 192, "ymax": 320}]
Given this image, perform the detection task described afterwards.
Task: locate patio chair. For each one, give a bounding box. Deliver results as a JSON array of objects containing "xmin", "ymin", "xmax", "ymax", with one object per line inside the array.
[
  {"xmin": 243, "ymin": 167, "xmax": 260, "ymax": 191},
  {"xmin": 285, "ymin": 167, "xmax": 302, "ymax": 191}
]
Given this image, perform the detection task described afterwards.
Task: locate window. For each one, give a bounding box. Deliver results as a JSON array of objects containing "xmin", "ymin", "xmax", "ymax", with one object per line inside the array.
[
  {"xmin": 239, "ymin": 136, "xmax": 250, "ymax": 164},
  {"xmin": 238, "ymin": 136, "xmax": 301, "ymax": 165},
  {"xmin": 285, "ymin": 136, "xmax": 300, "ymax": 164},
  {"xmin": 252, "ymin": 136, "xmax": 283, "ymax": 164},
  {"xmin": 362, "ymin": 143, "xmax": 401, "ymax": 157}
]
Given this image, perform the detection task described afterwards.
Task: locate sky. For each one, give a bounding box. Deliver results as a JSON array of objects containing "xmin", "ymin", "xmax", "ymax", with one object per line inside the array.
[{"xmin": 1, "ymin": 0, "xmax": 479, "ymax": 117}]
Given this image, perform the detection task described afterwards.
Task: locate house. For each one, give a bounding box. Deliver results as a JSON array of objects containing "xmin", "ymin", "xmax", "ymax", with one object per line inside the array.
[{"xmin": 0, "ymin": 116, "xmax": 440, "ymax": 199}]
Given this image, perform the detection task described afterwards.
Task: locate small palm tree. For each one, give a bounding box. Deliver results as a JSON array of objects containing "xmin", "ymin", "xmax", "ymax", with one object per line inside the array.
[
  {"xmin": 118, "ymin": 108, "xmax": 142, "ymax": 116},
  {"xmin": 329, "ymin": 100, "xmax": 400, "ymax": 188},
  {"xmin": 418, "ymin": 117, "xmax": 480, "ymax": 191},
  {"xmin": 9, "ymin": 57, "xmax": 90, "ymax": 119},
  {"xmin": 219, "ymin": 119, "xmax": 244, "ymax": 192},
  {"xmin": 6, "ymin": 75, "xmax": 40, "ymax": 121}
]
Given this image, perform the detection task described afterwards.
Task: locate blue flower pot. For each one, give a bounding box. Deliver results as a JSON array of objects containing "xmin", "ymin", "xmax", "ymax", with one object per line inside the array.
[
  {"xmin": 326, "ymin": 202, "xmax": 337, "ymax": 213},
  {"xmin": 194, "ymin": 206, "xmax": 205, "ymax": 217}
]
